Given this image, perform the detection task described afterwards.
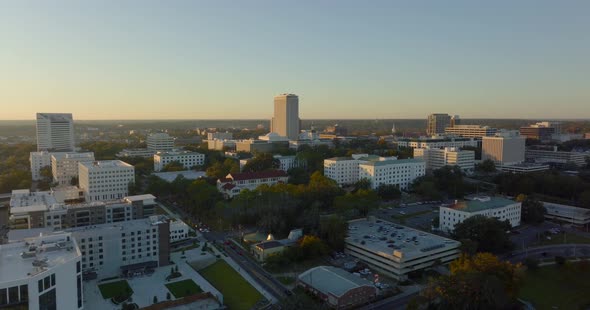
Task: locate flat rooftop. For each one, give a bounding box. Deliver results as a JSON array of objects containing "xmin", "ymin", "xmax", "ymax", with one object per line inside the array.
[
  {"xmin": 79, "ymin": 160, "xmax": 133, "ymax": 169},
  {"xmin": 0, "ymin": 232, "xmax": 80, "ymax": 283},
  {"xmin": 10, "ymin": 190, "xmax": 56, "ymax": 208},
  {"xmin": 359, "ymin": 158, "xmax": 424, "ymax": 167},
  {"xmin": 298, "ymin": 266, "xmax": 373, "ymax": 297},
  {"xmin": 346, "ymin": 218, "xmax": 460, "ymax": 261},
  {"xmin": 443, "ymin": 196, "xmax": 517, "ymax": 213},
  {"xmin": 66, "ymin": 215, "xmax": 169, "ymax": 234},
  {"xmin": 155, "ymin": 150, "xmax": 204, "ymax": 157},
  {"xmin": 153, "ymin": 170, "xmax": 206, "ymax": 182}
]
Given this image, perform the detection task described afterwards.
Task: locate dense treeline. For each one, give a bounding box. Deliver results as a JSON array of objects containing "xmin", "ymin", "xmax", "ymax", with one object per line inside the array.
[
  {"xmin": 0, "ymin": 144, "xmax": 35, "ymax": 193},
  {"xmin": 495, "ymin": 171, "xmax": 590, "ymax": 207}
]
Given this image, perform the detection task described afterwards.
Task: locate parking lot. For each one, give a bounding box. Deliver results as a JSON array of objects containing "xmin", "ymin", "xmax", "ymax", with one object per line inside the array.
[{"xmin": 373, "ymin": 202, "xmax": 442, "ymax": 231}]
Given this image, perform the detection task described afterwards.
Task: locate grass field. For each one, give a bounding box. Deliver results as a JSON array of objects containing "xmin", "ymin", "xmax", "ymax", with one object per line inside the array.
[
  {"xmin": 165, "ymin": 279, "xmax": 203, "ymax": 298},
  {"xmin": 199, "ymin": 260, "xmax": 263, "ymax": 310},
  {"xmin": 519, "ymin": 262, "xmax": 590, "ymax": 310},
  {"xmin": 535, "ymin": 232, "xmax": 590, "ymax": 246},
  {"xmin": 98, "ymin": 280, "xmax": 133, "ymax": 299}
]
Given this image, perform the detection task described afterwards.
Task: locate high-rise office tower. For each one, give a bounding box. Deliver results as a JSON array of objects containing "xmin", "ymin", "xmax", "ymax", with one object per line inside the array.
[
  {"xmin": 271, "ymin": 94, "xmax": 300, "ymax": 140},
  {"xmin": 36, "ymin": 113, "xmax": 75, "ymax": 151},
  {"xmin": 426, "ymin": 113, "xmax": 451, "ymax": 136}
]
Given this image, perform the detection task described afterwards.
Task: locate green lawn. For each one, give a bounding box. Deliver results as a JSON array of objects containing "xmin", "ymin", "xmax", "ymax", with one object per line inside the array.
[
  {"xmin": 276, "ymin": 276, "xmax": 295, "ymax": 285},
  {"xmin": 98, "ymin": 280, "xmax": 133, "ymax": 299},
  {"xmin": 519, "ymin": 262, "xmax": 590, "ymax": 310},
  {"xmin": 535, "ymin": 232, "xmax": 590, "ymax": 246},
  {"xmin": 199, "ymin": 260, "xmax": 263, "ymax": 310},
  {"xmin": 165, "ymin": 279, "xmax": 203, "ymax": 298}
]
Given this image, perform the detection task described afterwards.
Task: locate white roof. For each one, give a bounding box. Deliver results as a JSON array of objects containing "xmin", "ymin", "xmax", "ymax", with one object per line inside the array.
[{"xmin": 298, "ymin": 266, "xmax": 374, "ymax": 297}]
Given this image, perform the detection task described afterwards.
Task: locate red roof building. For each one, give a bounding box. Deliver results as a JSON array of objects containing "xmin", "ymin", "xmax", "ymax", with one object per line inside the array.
[{"xmin": 216, "ymin": 170, "xmax": 288, "ymax": 198}]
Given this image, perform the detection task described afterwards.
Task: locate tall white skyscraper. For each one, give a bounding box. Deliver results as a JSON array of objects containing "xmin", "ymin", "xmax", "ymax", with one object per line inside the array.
[
  {"xmin": 271, "ymin": 94, "xmax": 300, "ymax": 140},
  {"xmin": 36, "ymin": 113, "xmax": 75, "ymax": 151}
]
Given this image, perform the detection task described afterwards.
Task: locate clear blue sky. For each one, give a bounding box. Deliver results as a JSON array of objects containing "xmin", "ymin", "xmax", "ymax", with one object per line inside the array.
[{"xmin": 1, "ymin": 1, "xmax": 589, "ymax": 120}]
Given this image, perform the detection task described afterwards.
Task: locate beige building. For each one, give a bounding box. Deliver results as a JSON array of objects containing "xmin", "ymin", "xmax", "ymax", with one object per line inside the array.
[
  {"xmin": 426, "ymin": 113, "xmax": 451, "ymax": 136},
  {"xmin": 482, "ymin": 133, "xmax": 526, "ymax": 166},
  {"xmin": 79, "ymin": 160, "xmax": 135, "ymax": 202},
  {"xmin": 271, "ymin": 94, "xmax": 300, "ymax": 140},
  {"xmin": 147, "ymin": 133, "xmax": 175, "ymax": 152}
]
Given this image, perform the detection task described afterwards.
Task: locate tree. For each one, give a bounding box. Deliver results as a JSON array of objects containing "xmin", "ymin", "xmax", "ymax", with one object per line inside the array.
[
  {"xmin": 166, "ymin": 292, "xmax": 171, "ymax": 300},
  {"xmin": 186, "ymin": 180, "xmax": 223, "ymax": 217},
  {"xmin": 287, "ymin": 167, "xmax": 309, "ymax": 185},
  {"xmin": 413, "ymin": 180, "xmax": 442, "ymax": 201},
  {"xmin": 417, "ymin": 253, "xmax": 522, "ymax": 309},
  {"xmin": 334, "ymin": 189, "xmax": 379, "ymax": 217},
  {"xmin": 299, "ymin": 235, "xmax": 329, "ymax": 259},
  {"xmin": 579, "ymin": 190, "xmax": 590, "ymax": 208},
  {"xmin": 524, "ymin": 258, "xmax": 539, "ymax": 271},
  {"xmin": 353, "ymin": 178, "xmax": 372, "ymax": 192},
  {"xmin": 319, "ymin": 215, "xmax": 348, "ymax": 250},
  {"xmin": 40, "ymin": 165, "xmax": 53, "ymax": 181},
  {"xmin": 377, "ymin": 184, "xmax": 401, "ymax": 200},
  {"xmin": 206, "ymin": 158, "xmax": 239, "ymax": 179},
  {"xmin": 163, "ymin": 160, "xmax": 185, "ymax": 172},
  {"xmin": 452, "ymin": 215, "xmax": 513, "ymax": 253},
  {"xmin": 521, "ymin": 197, "xmax": 546, "ymax": 224},
  {"xmin": 153, "ymin": 296, "xmax": 158, "ymax": 304},
  {"xmin": 555, "ymin": 256, "xmax": 566, "ymax": 265},
  {"xmin": 242, "ymin": 153, "xmax": 280, "ymax": 173},
  {"xmin": 477, "ymin": 159, "xmax": 496, "ymax": 173}
]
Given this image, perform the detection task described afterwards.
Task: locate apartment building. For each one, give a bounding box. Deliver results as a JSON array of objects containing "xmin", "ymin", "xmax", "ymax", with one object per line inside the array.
[
  {"xmin": 51, "ymin": 152, "xmax": 95, "ymax": 186},
  {"xmin": 439, "ymin": 196, "xmax": 521, "ymax": 233},
  {"xmin": 345, "ymin": 218, "xmax": 461, "ymax": 280},
  {"xmin": 153, "ymin": 150, "xmax": 205, "ymax": 172},
  {"xmin": 0, "ymin": 232, "xmax": 83, "ymax": 310},
  {"xmin": 9, "ymin": 190, "xmax": 156, "ymax": 229},
  {"xmin": 68, "ymin": 215, "xmax": 171, "ymax": 277},
  {"xmin": 78, "ymin": 160, "xmax": 135, "ymax": 202},
  {"xmin": 413, "ymin": 147, "xmax": 475, "ymax": 172}
]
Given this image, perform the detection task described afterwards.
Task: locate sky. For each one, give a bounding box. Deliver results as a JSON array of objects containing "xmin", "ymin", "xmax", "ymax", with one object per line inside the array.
[{"xmin": 1, "ymin": 1, "xmax": 589, "ymax": 120}]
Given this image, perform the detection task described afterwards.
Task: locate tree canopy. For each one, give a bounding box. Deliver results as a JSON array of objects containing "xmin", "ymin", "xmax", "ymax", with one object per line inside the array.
[{"xmin": 452, "ymin": 215, "xmax": 513, "ymax": 253}]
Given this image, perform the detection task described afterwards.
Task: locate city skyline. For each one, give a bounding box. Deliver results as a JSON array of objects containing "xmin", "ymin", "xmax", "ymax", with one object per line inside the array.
[{"xmin": 2, "ymin": 1, "xmax": 589, "ymax": 120}]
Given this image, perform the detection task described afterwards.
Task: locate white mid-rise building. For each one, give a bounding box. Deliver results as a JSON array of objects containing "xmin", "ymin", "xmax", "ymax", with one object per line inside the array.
[
  {"xmin": 153, "ymin": 150, "xmax": 205, "ymax": 172},
  {"xmin": 413, "ymin": 147, "xmax": 475, "ymax": 172},
  {"xmin": 323, "ymin": 155, "xmax": 368, "ymax": 186},
  {"xmin": 78, "ymin": 160, "xmax": 135, "ymax": 202},
  {"xmin": 217, "ymin": 171, "xmax": 289, "ymax": 198},
  {"xmin": 439, "ymin": 196, "xmax": 521, "ymax": 233},
  {"xmin": 324, "ymin": 154, "xmax": 425, "ymax": 189},
  {"xmin": 29, "ymin": 151, "xmax": 57, "ymax": 181},
  {"xmin": 147, "ymin": 133, "xmax": 175, "ymax": 152},
  {"xmin": 116, "ymin": 148, "xmax": 155, "ymax": 158},
  {"xmin": 169, "ymin": 220, "xmax": 191, "ymax": 242},
  {"xmin": 359, "ymin": 159, "xmax": 426, "ymax": 190},
  {"xmin": 51, "ymin": 152, "xmax": 95, "ymax": 186},
  {"xmin": 0, "ymin": 232, "xmax": 83, "ymax": 310},
  {"xmin": 345, "ymin": 217, "xmax": 460, "ymax": 280},
  {"xmin": 68, "ymin": 215, "xmax": 170, "ymax": 277},
  {"xmin": 36, "ymin": 113, "xmax": 75, "ymax": 152}
]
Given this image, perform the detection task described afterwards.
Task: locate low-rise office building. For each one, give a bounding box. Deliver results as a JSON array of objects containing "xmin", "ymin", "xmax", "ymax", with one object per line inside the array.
[
  {"xmin": 207, "ymin": 132, "xmax": 233, "ymax": 140},
  {"xmin": 51, "ymin": 152, "xmax": 95, "ymax": 185},
  {"xmin": 169, "ymin": 220, "xmax": 191, "ymax": 242},
  {"xmin": 116, "ymin": 148, "xmax": 155, "ymax": 158},
  {"xmin": 543, "ymin": 202, "xmax": 590, "ymax": 226},
  {"xmin": 345, "ymin": 218, "xmax": 461, "ymax": 280},
  {"xmin": 324, "ymin": 155, "xmax": 366, "ymax": 186},
  {"xmin": 395, "ymin": 136, "xmax": 480, "ymax": 149},
  {"xmin": 217, "ymin": 170, "xmax": 288, "ymax": 198},
  {"xmin": 439, "ymin": 196, "xmax": 521, "ymax": 233},
  {"xmin": 79, "ymin": 160, "xmax": 135, "ymax": 202},
  {"xmin": 482, "ymin": 133, "xmax": 526, "ymax": 166},
  {"xmin": 0, "ymin": 232, "xmax": 83, "ymax": 310},
  {"xmin": 525, "ymin": 148, "xmax": 588, "ymax": 167},
  {"xmin": 297, "ymin": 266, "xmax": 377, "ymax": 309},
  {"xmin": 147, "ymin": 133, "xmax": 175, "ymax": 152},
  {"xmin": 444, "ymin": 125, "xmax": 497, "ymax": 138},
  {"xmin": 413, "ymin": 147, "xmax": 475, "ymax": 172},
  {"xmin": 207, "ymin": 139, "xmax": 237, "ymax": 151},
  {"xmin": 153, "ymin": 150, "xmax": 205, "ymax": 172},
  {"xmin": 359, "ymin": 159, "xmax": 426, "ymax": 190}
]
